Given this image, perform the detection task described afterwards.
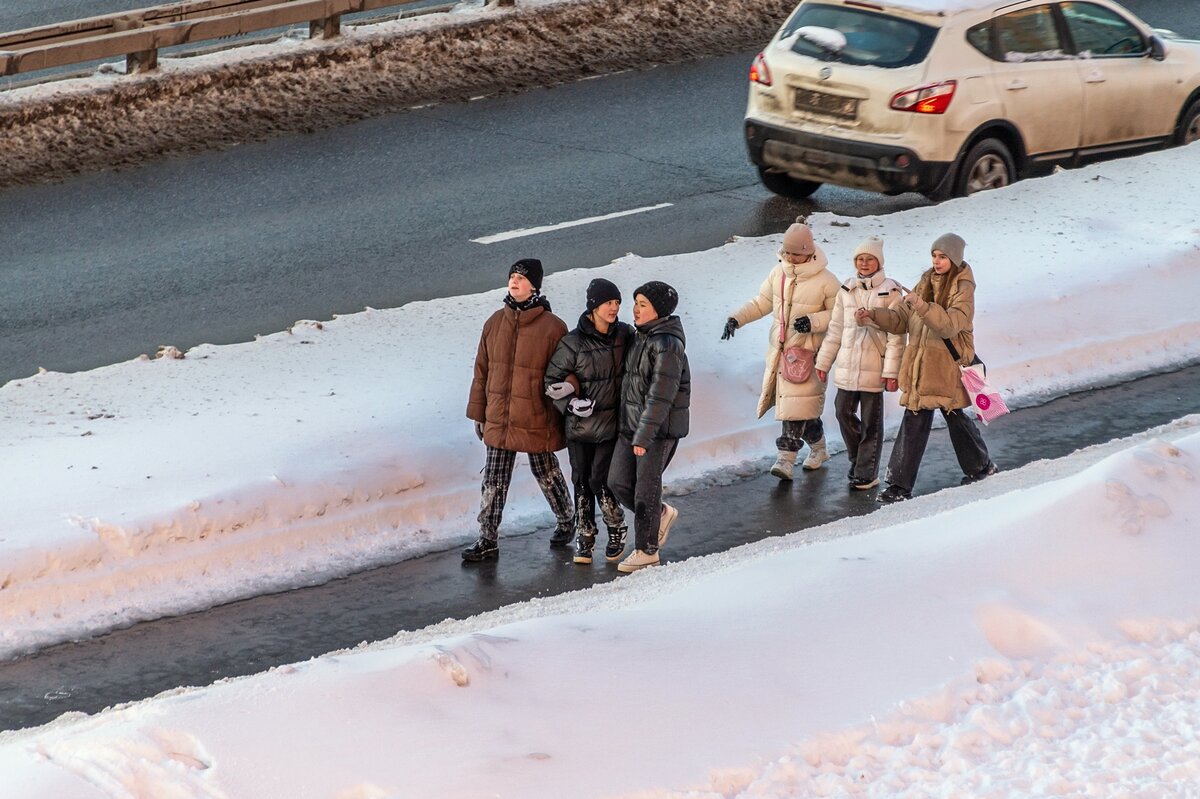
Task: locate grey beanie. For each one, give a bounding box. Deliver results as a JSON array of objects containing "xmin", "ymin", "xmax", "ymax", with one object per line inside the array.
[{"xmin": 931, "ymin": 233, "xmax": 966, "ymax": 267}]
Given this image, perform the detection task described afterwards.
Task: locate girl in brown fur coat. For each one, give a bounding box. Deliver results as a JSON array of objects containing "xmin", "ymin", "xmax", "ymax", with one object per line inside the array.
[{"xmin": 856, "ymin": 233, "xmax": 997, "ymax": 503}]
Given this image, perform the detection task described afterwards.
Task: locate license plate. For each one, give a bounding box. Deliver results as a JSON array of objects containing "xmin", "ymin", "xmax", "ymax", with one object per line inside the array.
[{"xmin": 793, "ymin": 88, "xmax": 858, "ymax": 121}]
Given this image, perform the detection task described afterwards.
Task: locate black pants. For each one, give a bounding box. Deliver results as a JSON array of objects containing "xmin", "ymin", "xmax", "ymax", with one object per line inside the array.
[
  {"xmin": 775, "ymin": 418, "xmax": 824, "ymax": 452},
  {"xmin": 885, "ymin": 408, "xmax": 991, "ymax": 493},
  {"xmin": 567, "ymin": 440, "xmax": 625, "ymax": 538},
  {"xmin": 835, "ymin": 389, "xmax": 885, "ymax": 483},
  {"xmin": 608, "ymin": 435, "xmax": 678, "ymax": 554}
]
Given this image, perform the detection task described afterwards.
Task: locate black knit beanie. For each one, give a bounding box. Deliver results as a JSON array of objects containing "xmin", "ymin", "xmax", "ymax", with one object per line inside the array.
[
  {"xmin": 509, "ymin": 258, "xmax": 544, "ymax": 291},
  {"xmin": 634, "ymin": 281, "xmax": 678, "ymax": 317},
  {"xmin": 585, "ymin": 278, "xmax": 622, "ymax": 313}
]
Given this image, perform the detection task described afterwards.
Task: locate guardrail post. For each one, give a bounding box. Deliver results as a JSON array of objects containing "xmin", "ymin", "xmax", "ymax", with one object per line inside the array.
[
  {"xmin": 310, "ymin": 15, "xmax": 341, "ymax": 39},
  {"xmin": 113, "ymin": 16, "xmax": 158, "ymax": 73}
]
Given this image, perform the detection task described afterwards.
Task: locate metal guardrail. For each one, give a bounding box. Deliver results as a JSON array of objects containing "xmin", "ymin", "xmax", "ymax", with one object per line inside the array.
[{"xmin": 0, "ymin": 0, "xmax": 496, "ymax": 78}]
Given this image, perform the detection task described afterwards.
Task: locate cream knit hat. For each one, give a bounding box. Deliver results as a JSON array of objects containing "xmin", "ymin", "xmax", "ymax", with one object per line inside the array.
[{"xmin": 853, "ymin": 236, "xmax": 885, "ymax": 269}]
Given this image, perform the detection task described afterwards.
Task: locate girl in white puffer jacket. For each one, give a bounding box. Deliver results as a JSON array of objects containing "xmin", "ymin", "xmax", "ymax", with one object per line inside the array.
[{"xmin": 814, "ymin": 236, "xmax": 905, "ymax": 490}]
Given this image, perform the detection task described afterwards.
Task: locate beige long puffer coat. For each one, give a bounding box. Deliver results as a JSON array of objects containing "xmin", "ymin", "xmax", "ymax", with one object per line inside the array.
[
  {"xmin": 871, "ymin": 265, "xmax": 976, "ymax": 411},
  {"xmin": 730, "ymin": 249, "xmax": 839, "ymax": 420},
  {"xmin": 815, "ymin": 271, "xmax": 905, "ymax": 392}
]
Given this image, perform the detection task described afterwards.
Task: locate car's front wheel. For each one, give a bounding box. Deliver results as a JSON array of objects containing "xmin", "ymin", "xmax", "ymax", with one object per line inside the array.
[
  {"xmin": 954, "ymin": 138, "xmax": 1015, "ymax": 197},
  {"xmin": 1176, "ymin": 99, "xmax": 1200, "ymax": 146},
  {"xmin": 757, "ymin": 166, "xmax": 822, "ymax": 199}
]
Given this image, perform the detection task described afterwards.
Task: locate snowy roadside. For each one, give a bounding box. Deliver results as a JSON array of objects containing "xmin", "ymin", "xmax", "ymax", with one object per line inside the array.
[
  {"xmin": 1, "ymin": 142, "xmax": 1198, "ymax": 660},
  {"xmin": 2, "ymin": 415, "xmax": 1197, "ymax": 797},
  {"xmin": 0, "ymin": 0, "xmax": 792, "ymax": 187}
]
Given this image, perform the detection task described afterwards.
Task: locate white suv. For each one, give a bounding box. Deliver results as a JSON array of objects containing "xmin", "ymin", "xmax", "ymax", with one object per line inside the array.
[{"xmin": 744, "ymin": 0, "xmax": 1200, "ymax": 199}]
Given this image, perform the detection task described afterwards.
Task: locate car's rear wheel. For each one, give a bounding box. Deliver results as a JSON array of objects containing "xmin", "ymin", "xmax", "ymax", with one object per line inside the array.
[
  {"xmin": 954, "ymin": 138, "xmax": 1015, "ymax": 197},
  {"xmin": 757, "ymin": 166, "xmax": 822, "ymax": 199},
  {"xmin": 1176, "ymin": 99, "xmax": 1200, "ymax": 146}
]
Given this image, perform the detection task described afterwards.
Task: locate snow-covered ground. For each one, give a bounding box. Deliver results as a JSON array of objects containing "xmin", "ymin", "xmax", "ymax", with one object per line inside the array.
[
  {"xmin": 2, "ymin": 144, "xmax": 1199, "ymax": 662},
  {"xmin": 1, "ymin": 141, "xmax": 1199, "ymax": 795},
  {"xmin": 3, "ymin": 407, "xmax": 1198, "ymax": 796}
]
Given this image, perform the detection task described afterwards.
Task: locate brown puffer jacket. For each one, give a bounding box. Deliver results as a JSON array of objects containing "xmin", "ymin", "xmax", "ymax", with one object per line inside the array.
[
  {"xmin": 467, "ymin": 299, "xmax": 568, "ymax": 453},
  {"xmin": 871, "ymin": 265, "xmax": 976, "ymax": 411}
]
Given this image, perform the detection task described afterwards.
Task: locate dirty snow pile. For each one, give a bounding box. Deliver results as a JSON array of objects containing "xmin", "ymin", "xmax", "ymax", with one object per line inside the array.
[
  {"xmin": 1, "ymin": 143, "xmax": 1199, "ymax": 660},
  {"xmin": 2, "ymin": 416, "xmax": 1198, "ymax": 797},
  {"xmin": 0, "ymin": 0, "xmax": 793, "ymax": 187}
]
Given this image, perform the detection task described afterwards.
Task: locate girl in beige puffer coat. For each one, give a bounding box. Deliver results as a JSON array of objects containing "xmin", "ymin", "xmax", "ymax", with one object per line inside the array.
[
  {"xmin": 815, "ymin": 236, "xmax": 905, "ymax": 490},
  {"xmin": 720, "ymin": 222, "xmax": 839, "ymax": 480}
]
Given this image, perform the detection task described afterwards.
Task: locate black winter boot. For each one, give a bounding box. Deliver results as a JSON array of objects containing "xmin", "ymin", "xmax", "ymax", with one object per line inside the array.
[
  {"xmin": 960, "ymin": 462, "xmax": 999, "ymax": 485},
  {"xmin": 604, "ymin": 525, "xmax": 628, "ymax": 562},
  {"xmin": 550, "ymin": 523, "xmax": 574, "ymax": 548},
  {"xmin": 462, "ymin": 537, "xmax": 499, "ymax": 562},
  {"xmin": 877, "ymin": 484, "xmax": 912, "ymax": 504},
  {"xmin": 573, "ymin": 532, "xmax": 597, "ymax": 564}
]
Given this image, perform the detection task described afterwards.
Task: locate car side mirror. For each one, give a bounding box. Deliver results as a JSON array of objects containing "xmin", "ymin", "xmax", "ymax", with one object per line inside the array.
[{"xmin": 1149, "ymin": 34, "xmax": 1167, "ymax": 61}]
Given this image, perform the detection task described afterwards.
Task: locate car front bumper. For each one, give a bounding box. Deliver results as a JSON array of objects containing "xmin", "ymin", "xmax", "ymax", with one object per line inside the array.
[{"xmin": 745, "ymin": 118, "xmax": 952, "ymax": 196}]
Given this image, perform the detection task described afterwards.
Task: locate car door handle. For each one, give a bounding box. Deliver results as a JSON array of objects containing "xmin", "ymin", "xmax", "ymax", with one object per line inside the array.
[
  {"xmin": 1005, "ymin": 79, "xmax": 1028, "ymax": 90},
  {"xmin": 1085, "ymin": 71, "xmax": 1106, "ymax": 84}
]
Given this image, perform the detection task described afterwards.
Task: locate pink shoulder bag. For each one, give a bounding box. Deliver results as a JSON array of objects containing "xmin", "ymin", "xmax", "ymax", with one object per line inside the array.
[{"xmin": 779, "ymin": 271, "xmax": 814, "ymax": 384}]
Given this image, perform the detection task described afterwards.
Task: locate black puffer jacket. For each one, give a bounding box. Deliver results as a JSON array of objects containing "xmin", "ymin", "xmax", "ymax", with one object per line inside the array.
[
  {"xmin": 544, "ymin": 313, "xmax": 634, "ymax": 443},
  {"xmin": 620, "ymin": 315, "xmax": 691, "ymax": 448}
]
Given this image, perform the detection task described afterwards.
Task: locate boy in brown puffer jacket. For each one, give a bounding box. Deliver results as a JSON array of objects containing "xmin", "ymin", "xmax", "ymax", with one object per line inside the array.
[{"xmin": 463, "ymin": 258, "xmax": 574, "ymax": 562}]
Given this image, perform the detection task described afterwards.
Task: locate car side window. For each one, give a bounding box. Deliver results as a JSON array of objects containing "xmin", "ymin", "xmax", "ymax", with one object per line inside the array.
[
  {"xmin": 966, "ymin": 21, "xmax": 995, "ymax": 59},
  {"xmin": 1059, "ymin": 2, "xmax": 1147, "ymax": 57},
  {"xmin": 995, "ymin": 6, "xmax": 1066, "ymax": 62}
]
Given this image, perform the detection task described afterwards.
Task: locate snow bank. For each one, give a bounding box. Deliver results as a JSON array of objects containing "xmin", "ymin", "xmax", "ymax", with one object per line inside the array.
[
  {"xmin": 2, "ymin": 415, "xmax": 1198, "ymax": 797},
  {"xmin": 0, "ymin": 142, "xmax": 1198, "ymax": 660},
  {"xmin": 0, "ymin": 0, "xmax": 794, "ymax": 188}
]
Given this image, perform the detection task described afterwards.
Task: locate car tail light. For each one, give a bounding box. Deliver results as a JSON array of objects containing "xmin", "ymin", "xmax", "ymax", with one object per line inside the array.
[
  {"xmin": 890, "ymin": 80, "xmax": 957, "ymax": 114},
  {"xmin": 750, "ymin": 52, "xmax": 772, "ymax": 86}
]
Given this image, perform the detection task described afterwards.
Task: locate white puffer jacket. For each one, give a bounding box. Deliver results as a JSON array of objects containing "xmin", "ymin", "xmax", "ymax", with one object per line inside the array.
[
  {"xmin": 815, "ymin": 271, "xmax": 905, "ymax": 392},
  {"xmin": 729, "ymin": 249, "xmax": 839, "ymax": 420}
]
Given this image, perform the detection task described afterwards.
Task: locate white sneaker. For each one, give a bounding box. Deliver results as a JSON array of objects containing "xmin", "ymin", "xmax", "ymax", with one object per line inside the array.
[
  {"xmin": 802, "ymin": 438, "xmax": 830, "ymax": 470},
  {"xmin": 769, "ymin": 450, "xmax": 797, "ymax": 480},
  {"xmin": 658, "ymin": 503, "xmax": 679, "ymax": 546},
  {"xmin": 617, "ymin": 549, "xmax": 660, "ymax": 573}
]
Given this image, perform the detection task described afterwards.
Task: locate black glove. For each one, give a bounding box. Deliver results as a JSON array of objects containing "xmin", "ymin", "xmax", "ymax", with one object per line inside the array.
[
  {"xmin": 793, "ymin": 316, "xmax": 812, "ymax": 334},
  {"xmin": 474, "ymin": 421, "xmax": 484, "ymax": 441},
  {"xmin": 721, "ymin": 318, "xmax": 739, "ymax": 340}
]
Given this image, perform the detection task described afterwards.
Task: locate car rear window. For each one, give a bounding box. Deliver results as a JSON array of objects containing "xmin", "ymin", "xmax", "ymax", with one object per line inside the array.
[{"xmin": 778, "ymin": 3, "xmax": 938, "ymax": 68}]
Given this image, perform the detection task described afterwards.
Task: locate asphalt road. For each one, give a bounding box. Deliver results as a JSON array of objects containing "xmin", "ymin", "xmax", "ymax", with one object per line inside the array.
[
  {"xmin": 0, "ymin": 50, "xmax": 930, "ymax": 385},
  {"xmin": 2, "ymin": 362, "xmax": 1196, "ymax": 732},
  {"xmin": 0, "ymin": 2, "xmax": 1193, "ymax": 386}
]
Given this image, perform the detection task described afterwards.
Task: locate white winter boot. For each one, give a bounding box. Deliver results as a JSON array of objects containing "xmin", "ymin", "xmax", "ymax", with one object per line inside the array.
[
  {"xmin": 802, "ymin": 438, "xmax": 830, "ymax": 470},
  {"xmin": 770, "ymin": 450, "xmax": 797, "ymax": 481}
]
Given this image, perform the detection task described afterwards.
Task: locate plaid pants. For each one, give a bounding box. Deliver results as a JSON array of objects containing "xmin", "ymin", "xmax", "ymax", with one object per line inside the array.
[{"xmin": 478, "ymin": 446, "xmax": 573, "ymax": 541}]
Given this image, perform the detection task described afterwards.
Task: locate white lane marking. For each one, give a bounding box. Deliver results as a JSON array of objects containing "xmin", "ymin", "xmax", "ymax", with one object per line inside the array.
[{"xmin": 471, "ymin": 203, "xmax": 674, "ymax": 245}]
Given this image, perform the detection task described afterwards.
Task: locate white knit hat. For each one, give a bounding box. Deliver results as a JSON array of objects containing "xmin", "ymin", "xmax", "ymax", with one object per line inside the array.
[{"xmin": 853, "ymin": 236, "xmax": 885, "ymax": 269}]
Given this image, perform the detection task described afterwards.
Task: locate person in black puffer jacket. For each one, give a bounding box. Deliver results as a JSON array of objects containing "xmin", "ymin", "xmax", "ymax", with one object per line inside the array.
[
  {"xmin": 544, "ymin": 278, "xmax": 635, "ymax": 565},
  {"xmin": 608, "ymin": 281, "xmax": 690, "ymax": 574}
]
